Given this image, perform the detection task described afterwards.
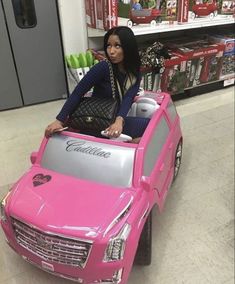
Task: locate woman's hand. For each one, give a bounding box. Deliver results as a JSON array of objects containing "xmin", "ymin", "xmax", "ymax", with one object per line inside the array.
[
  {"xmin": 45, "ymin": 120, "xmax": 64, "ymax": 138},
  {"xmin": 105, "ymin": 116, "xmax": 124, "ymax": 138}
]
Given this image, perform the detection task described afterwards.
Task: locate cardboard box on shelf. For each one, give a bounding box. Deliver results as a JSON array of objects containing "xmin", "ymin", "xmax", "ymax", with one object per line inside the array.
[
  {"xmin": 177, "ymin": 0, "xmax": 189, "ymax": 23},
  {"xmin": 103, "ymin": 0, "xmax": 118, "ymax": 30},
  {"xmin": 85, "ymin": 0, "xmax": 118, "ymax": 30},
  {"xmin": 220, "ymin": 54, "xmax": 235, "ymax": 79},
  {"xmin": 209, "ymin": 34, "xmax": 235, "ymax": 79},
  {"xmin": 160, "ymin": 51, "xmax": 188, "ymax": 94},
  {"xmin": 165, "ymin": 0, "xmax": 178, "ymax": 20},
  {"xmin": 209, "ymin": 34, "xmax": 235, "ymax": 55},
  {"xmin": 165, "ymin": 38, "xmax": 225, "ymax": 86},
  {"xmin": 185, "ymin": 58, "xmax": 198, "ymax": 87},
  {"xmin": 94, "ymin": 0, "xmax": 104, "ymax": 29},
  {"xmin": 85, "ymin": 0, "xmax": 96, "ymax": 28},
  {"xmin": 118, "ymin": 0, "xmax": 131, "ymax": 19},
  {"xmin": 221, "ymin": 0, "xmax": 235, "ymax": 15},
  {"xmin": 141, "ymin": 69, "xmax": 156, "ymax": 91}
]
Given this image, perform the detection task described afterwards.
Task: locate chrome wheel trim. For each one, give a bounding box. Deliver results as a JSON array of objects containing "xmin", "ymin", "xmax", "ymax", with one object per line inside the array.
[
  {"xmin": 127, "ymin": 20, "xmax": 133, "ymax": 28},
  {"xmin": 174, "ymin": 141, "xmax": 182, "ymax": 179},
  {"xmin": 150, "ymin": 20, "xmax": 157, "ymax": 27},
  {"xmin": 209, "ymin": 12, "xmax": 214, "ymax": 19}
]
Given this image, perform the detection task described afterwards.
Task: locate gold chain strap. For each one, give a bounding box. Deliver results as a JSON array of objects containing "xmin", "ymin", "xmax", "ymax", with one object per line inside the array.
[{"xmin": 104, "ymin": 59, "xmax": 119, "ymax": 100}]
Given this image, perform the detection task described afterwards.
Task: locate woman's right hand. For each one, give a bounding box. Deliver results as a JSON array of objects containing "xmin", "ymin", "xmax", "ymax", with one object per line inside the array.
[{"xmin": 45, "ymin": 120, "xmax": 64, "ymax": 138}]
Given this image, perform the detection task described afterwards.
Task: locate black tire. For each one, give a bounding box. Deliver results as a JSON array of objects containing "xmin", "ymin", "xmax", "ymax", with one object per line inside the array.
[
  {"xmin": 173, "ymin": 140, "xmax": 183, "ymax": 181},
  {"xmin": 156, "ymin": 16, "xmax": 162, "ymax": 23},
  {"xmin": 134, "ymin": 211, "xmax": 152, "ymax": 265}
]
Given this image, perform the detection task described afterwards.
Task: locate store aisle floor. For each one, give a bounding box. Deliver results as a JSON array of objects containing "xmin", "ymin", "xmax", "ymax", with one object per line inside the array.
[{"xmin": 0, "ymin": 87, "xmax": 234, "ymax": 284}]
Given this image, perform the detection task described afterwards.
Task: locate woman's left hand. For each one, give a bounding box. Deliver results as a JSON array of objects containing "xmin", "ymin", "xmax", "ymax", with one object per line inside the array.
[{"xmin": 105, "ymin": 116, "xmax": 124, "ymax": 138}]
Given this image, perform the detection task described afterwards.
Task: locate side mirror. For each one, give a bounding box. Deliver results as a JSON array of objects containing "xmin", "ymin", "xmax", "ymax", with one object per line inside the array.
[
  {"xmin": 30, "ymin": 151, "xmax": 38, "ymax": 164},
  {"xmin": 140, "ymin": 176, "xmax": 151, "ymax": 192}
]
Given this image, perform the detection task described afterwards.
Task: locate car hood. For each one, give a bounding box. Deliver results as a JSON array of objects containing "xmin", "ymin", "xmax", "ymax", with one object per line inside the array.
[{"xmin": 8, "ymin": 167, "xmax": 135, "ymax": 239}]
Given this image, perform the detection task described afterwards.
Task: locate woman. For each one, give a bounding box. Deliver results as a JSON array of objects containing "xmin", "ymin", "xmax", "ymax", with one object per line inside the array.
[{"xmin": 45, "ymin": 26, "xmax": 149, "ymax": 141}]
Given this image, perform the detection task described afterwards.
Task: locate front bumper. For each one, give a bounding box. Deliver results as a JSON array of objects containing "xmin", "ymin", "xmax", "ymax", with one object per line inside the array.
[{"xmin": 1, "ymin": 220, "xmax": 135, "ymax": 284}]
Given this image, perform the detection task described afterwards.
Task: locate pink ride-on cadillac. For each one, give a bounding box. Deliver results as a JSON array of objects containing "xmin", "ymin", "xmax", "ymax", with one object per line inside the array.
[{"xmin": 1, "ymin": 91, "xmax": 183, "ymax": 284}]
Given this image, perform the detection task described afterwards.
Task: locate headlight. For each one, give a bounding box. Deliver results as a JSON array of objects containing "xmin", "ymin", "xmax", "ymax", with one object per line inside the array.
[
  {"xmin": 0, "ymin": 192, "xmax": 11, "ymax": 223},
  {"xmin": 104, "ymin": 223, "xmax": 131, "ymax": 262}
]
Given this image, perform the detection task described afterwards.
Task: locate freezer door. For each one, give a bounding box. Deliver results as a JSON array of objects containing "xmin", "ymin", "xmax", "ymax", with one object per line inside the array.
[
  {"xmin": 2, "ymin": 0, "xmax": 67, "ymax": 105},
  {"xmin": 0, "ymin": 2, "xmax": 23, "ymax": 110}
]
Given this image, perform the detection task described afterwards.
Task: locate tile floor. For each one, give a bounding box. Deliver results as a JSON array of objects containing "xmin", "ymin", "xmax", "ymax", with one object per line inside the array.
[{"xmin": 0, "ymin": 87, "xmax": 234, "ymax": 284}]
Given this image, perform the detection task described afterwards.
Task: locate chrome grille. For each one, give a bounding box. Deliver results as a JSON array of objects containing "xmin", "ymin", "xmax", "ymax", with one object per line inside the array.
[{"xmin": 11, "ymin": 217, "xmax": 92, "ymax": 268}]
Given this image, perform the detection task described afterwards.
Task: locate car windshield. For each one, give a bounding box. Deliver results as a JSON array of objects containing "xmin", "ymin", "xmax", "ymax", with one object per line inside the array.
[{"xmin": 40, "ymin": 134, "xmax": 136, "ymax": 188}]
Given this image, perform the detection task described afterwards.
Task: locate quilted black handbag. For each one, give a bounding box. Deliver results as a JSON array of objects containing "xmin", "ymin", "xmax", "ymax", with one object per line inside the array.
[
  {"xmin": 69, "ymin": 96, "xmax": 118, "ymax": 132},
  {"xmin": 68, "ymin": 59, "xmax": 118, "ymax": 132}
]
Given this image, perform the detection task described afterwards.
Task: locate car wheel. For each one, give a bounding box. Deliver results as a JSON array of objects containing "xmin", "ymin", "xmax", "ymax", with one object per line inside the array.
[
  {"xmin": 156, "ymin": 16, "xmax": 162, "ymax": 23},
  {"xmin": 191, "ymin": 12, "xmax": 196, "ymax": 20},
  {"xmin": 159, "ymin": 67, "xmax": 165, "ymax": 74},
  {"xmin": 173, "ymin": 140, "xmax": 182, "ymax": 180},
  {"xmin": 150, "ymin": 20, "xmax": 157, "ymax": 27},
  {"xmin": 209, "ymin": 12, "xmax": 214, "ymax": 19},
  {"xmin": 134, "ymin": 211, "xmax": 152, "ymax": 265},
  {"xmin": 127, "ymin": 20, "xmax": 133, "ymax": 28}
]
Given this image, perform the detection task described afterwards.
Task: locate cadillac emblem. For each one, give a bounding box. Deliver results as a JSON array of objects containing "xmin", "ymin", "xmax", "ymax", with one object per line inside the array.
[{"xmin": 36, "ymin": 236, "xmax": 54, "ymax": 250}]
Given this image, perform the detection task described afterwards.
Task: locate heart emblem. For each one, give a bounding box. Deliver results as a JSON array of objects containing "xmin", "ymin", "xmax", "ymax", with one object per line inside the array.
[{"xmin": 33, "ymin": 174, "xmax": 51, "ymax": 187}]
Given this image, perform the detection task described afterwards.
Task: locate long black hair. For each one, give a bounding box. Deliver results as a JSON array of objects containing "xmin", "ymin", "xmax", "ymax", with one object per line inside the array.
[{"xmin": 104, "ymin": 26, "xmax": 141, "ymax": 78}]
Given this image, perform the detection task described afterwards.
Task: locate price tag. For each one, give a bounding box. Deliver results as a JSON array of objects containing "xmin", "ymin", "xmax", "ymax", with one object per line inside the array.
[{"xmin": 224, "ymin": 78, "xmax": 235, "ymax": 87}]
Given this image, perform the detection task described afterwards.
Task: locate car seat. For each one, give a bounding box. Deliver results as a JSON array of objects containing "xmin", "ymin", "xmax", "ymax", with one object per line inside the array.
[{"xmin": 128, "ymin": 97, "xmax": 160, "ymax": 118}]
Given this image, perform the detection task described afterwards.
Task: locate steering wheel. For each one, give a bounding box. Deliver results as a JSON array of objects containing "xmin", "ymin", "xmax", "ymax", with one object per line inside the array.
[{"xmin": 101, "ymin": 131, "xmax": 132, "ymax": 142}]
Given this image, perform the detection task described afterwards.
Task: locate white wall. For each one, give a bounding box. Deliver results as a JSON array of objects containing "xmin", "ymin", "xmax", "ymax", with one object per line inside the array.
[{"xmin": 57, "ymin": 0, "xmax": 88, "ymax": 55}]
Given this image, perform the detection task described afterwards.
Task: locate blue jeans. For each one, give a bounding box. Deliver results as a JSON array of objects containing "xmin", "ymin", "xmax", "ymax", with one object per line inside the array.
[{"xmin": 123, "ymin": 117, "xmax": 150, "ymax": 138}]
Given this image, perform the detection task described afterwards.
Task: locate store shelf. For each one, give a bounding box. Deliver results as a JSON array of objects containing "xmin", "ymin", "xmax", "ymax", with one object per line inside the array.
[
  {"xmin": 172, "ymin": 78, "xmax": 234, "ymax": 100},
  {"xmin": 184, "ymin": 74, "xmax": 235, "ymax": 91},
  {"xmin": 88, "ymin": 14, "xmax": 234, "ymax": 37},
  {"xmin": 87, "ymin": 12, "xmax": 234, "ymax": 99}
]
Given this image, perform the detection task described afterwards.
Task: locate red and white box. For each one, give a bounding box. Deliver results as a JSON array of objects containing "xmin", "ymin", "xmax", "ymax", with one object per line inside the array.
[
  {"xmin": 84, "ymin": 0, "xmax": 96, "ymax": 28},
  {"xmin": 177, "ymin": 0, "xmax": 189, "ymax": 23},
  {"xmin": 94, "ymin": 0, "xmax": 104, "ymax": 30},
  {"xmin": 85, "ymin": 0, "xmax": 118, "ymax": 31},
  {"xmin": 103, "ymin": 0, "xmax": 118, "ymax": 30},
  {"xmin": 160, "ymin": 52, "xmax": 188, "ymax": 94}
]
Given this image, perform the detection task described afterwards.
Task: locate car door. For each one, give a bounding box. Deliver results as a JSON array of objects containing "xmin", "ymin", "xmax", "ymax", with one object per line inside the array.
[{"xmin": 142, "ymin": 112, "xmax": 173, "ymax": 207}]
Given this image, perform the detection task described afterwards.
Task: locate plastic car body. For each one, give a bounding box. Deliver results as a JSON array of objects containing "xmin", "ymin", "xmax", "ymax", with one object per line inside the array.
[
  {"xmin": 127, "ymin": 8, "xmax": 162, "ymax": 27},
  {"xmin": 1, "ymin": 92, "xmax": 183, "ymax": 284},
  {"xmin": 191, "ymin": 0, "xmax": 218, "ymax": 19}
]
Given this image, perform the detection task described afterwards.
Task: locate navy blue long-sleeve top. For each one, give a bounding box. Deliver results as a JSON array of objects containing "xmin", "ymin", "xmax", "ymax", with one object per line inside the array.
[{"xmin": 56, "ymin": 60, "xmax": 141, "ymax": 122}]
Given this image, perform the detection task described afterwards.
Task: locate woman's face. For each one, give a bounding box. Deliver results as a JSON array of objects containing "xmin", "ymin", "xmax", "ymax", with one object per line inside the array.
[{"xmin": 106, "ymin": 35, "xmax": 124, "ymax": 65}]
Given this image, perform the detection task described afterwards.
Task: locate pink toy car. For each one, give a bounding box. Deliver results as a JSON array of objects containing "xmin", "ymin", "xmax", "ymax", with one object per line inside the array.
[
  {"xmin": 127, "ymin": 9, "xmax": 162, "ymax": 27},
  {"xmin": 1, "ymin": 92, "xmax": 183, "ymax": 284}
]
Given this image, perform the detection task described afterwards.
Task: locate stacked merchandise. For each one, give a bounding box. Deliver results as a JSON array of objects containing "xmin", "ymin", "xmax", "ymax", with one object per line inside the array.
[
  {"xmin": 71, "ymin": 37, "xmax": 227, "ymax": 96},
  {"xmin": 209, "ymin": 33, "xmax": 235, "ymax": 80},
  {"xmin": 139, "ymin": 41, "xmax": 171, "ymax": 91},
  {"xmin": 141, "ymin": 67, "xmax": 161, "ymax": 91},
  {"xmin": 85, "ymin": 0, "xmax": 187, "ymax": 31},
  {"xmin": 159, "ymin": 51, "xmax": 188, "ymax": 94},
  {"xmin": 84, "ymin": 0, "xmax": 234, "ymax": 31},
  {"xmin": 160, "ymin": 37, "xmax": 225, "ymax": 94},
  {"xmin": 119, "ymin": 0, "xmax": 182, "ymax": 24},
  {"xmin": 65, "ymin": 50, "xmax": 99, "ymax": 93},
  {"xmin": 140, "ymin": 51, "xmax": 187, "ymax": 94},
  {"xmin": 139, "ymin": 37, "xmax": 226, "ymax": 95}
]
